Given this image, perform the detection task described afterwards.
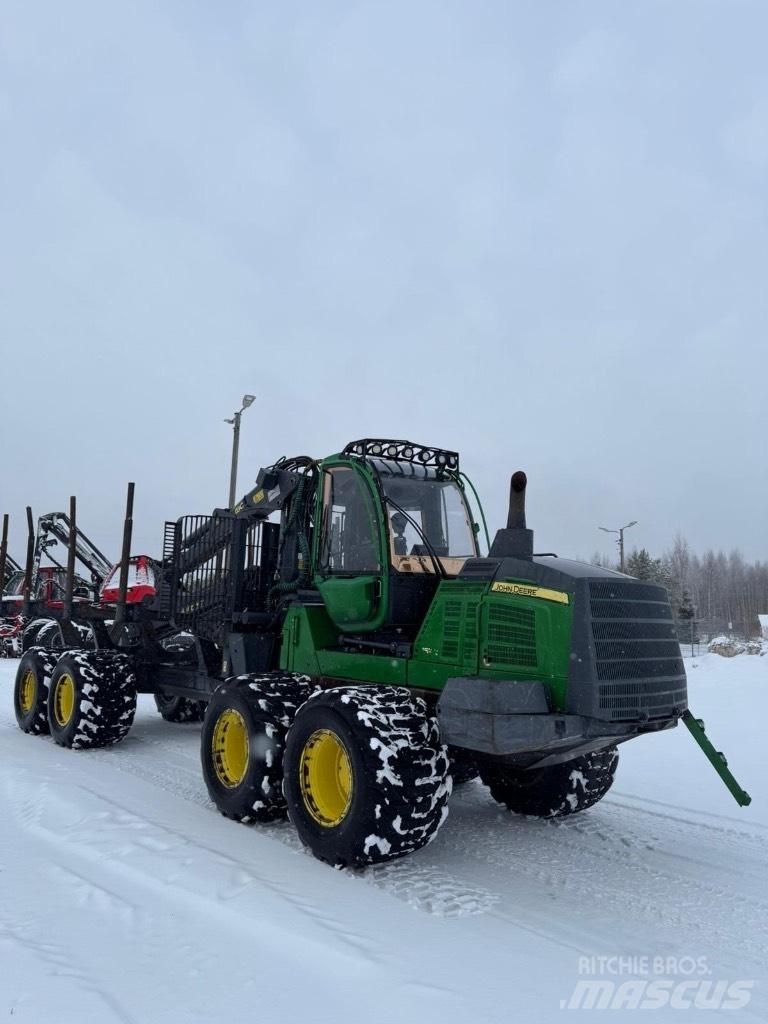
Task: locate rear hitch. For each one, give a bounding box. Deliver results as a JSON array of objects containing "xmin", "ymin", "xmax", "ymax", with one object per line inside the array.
[{"xmin": 682, "ymin": 710, "xmax": 752, "ymax": 807}]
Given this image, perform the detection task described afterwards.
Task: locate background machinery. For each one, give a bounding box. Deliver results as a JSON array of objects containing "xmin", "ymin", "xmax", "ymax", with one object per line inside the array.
[
  {"xmin": 0, "ymin": 515, "xmax": 25, "ymax": 656},
  {"xmin": 2, "ymin": 553, "xmax": 22, "ymax": 584},
  {"xmin": 0, "ymin": 503, "xmax": 157, "ymax": 656},
  {"xmin": 11, "ymin": 440, "xmax": 751, "ymax": 868}
]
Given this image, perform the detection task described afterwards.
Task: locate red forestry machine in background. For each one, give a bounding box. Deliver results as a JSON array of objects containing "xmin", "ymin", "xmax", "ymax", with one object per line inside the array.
[{"xmin": 0, "ymin": 499, "xmax": 157, "ymax": 656}]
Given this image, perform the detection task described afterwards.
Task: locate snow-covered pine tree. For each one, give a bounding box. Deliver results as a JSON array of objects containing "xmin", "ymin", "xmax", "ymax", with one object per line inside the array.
[
  {"xmin": 678, "ymin": 590, "xmax": 695, "ymax": 619},
  {"xmin": 625, "ymin": 548, "xmax": 671, "ymax": 586}
]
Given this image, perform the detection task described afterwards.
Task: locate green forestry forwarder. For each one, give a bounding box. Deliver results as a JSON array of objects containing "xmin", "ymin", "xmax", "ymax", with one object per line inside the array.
[{"xmin": 12, "ymin": 439, "xmax": 751, "ymax": 868}]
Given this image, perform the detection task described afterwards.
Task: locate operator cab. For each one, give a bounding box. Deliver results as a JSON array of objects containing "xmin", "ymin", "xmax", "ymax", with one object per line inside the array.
[
  {"xmin": 2, "ymin": 570, "xmax": 24, "ymax": 599},
  {"xmin": 313, "ymin": 441, "xmax": 482, "ymax": 638},
  {"xmin": 1, "ymin": 570, "xmax": 25, "ymax": 614},
  {"xmin": 0, "ymin": 566, "xmax": 90, "ymax": 614}
]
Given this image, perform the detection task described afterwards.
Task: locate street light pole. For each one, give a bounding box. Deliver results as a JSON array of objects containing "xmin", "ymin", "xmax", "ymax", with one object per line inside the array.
[
  {"xmin": 598, "ymin": 520, "xmax": 638, "ymax": 574},
  {"xmin": 228, "ymin": 411, "xmax": 242, "ymax": 510},
  {"xmin": 618, "ymin": 525, "xmax": 628, "ymax": 574},
  {"xmin": 225, "ymin": 394, "xmax": 256, "ymax": 509}
]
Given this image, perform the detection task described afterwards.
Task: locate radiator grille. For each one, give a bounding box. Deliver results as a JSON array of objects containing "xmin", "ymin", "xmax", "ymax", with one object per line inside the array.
[
  {"xmin": 462, "ymin": 601, "xmax": 480, "ymax": 666},
  {"xmin": 485, "ymin": 602, "xmax": 537, "ymax": 667},
  {"xmin": 590, "ymin": 581, "xmax": 669, "ymax": 603},
  {"xmin": 442, "ymin": 600, "xmax": 462, "ymax": 661},
  {"xmin": 590, "ymin": 599, "xmax": 673, "ymax": 620},
  {"xmin": 591, "ymin": 620, "xmax": 677, "ymax": 641},
  {"xmin": 589, "ymin": 581, "xmax": 686, "ymax": 721},
  {"xmin": 441, "ymin": 597, "xmax": 481, "ymax": 666},
  {"xmin": 597, "ymin": 681, "xmax": 688, "ymax": 718},
  {"xmin": 594, "ymin": 640, "xmax": 682, "ymax": 662}
]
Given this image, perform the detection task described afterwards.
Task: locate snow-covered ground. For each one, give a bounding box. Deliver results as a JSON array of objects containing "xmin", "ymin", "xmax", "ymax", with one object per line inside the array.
[{"xmin": 0, "ymin": 654, "xmax": 765, "ymax": 1022}]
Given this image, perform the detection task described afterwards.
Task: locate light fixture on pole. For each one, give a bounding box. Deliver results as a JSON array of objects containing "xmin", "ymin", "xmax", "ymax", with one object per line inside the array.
[
  {"xmin": 225, "ymin": 394, "xmax": 256, "ymax": 509},
  {"xmin": 598, "ymin": 520, "xmax": 638, "ymax": 574}
]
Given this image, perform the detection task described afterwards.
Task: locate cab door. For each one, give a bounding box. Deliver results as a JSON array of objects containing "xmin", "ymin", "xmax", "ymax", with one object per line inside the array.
[{"xmin": 314, "ymin": 464, "xmax": 386, "ymax": 632}]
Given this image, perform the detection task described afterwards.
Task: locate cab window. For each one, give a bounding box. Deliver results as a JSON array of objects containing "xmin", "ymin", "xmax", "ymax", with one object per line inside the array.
[
  {"xmin": 3, "ymin": 571, "xmax": 25, "ymax": 597},
  {"xmin": 381, "ymin": 475, "xmax": 477, "ymax": 558},
  {"xmin": 319, "ymin": 468, "xmax": 381, "ymax": 574}
]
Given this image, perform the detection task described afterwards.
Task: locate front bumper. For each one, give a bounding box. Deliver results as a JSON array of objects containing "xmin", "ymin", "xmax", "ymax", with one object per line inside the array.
[{"xmin": 437, "ymin": 677, "xmax": 678, "ymax": 767}]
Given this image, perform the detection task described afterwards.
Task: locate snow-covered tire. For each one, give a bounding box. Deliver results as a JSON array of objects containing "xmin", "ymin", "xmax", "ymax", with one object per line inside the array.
[
  {"xmin": 235, "ymin": 671, "xmax": 315, "ymax": 726},
  {"xmin": 201, "ymin": 673, "xmax": 314, "ymax": 824},
  {"xmin": 154, "ymin": 692, "xmax": 206, "ymax": 723},
  {"xmin": 480, "ymin": 747, "xmax": 619, "ymax": 818},
  {"xmin": 22, "ymin": 619, "xmax": 50, "ymax": 653},
  {"xmin": 72, "ymin": 622, "xmax": 96, "ymax": 650},
  {"xmin": 47, "ymin": 651, "xmax": 137, "ymax": 749},
  {"xmin": 36, "ymin": 619, "xmax": 65, "ymax": 651},
  {"xmin": 26, "ymin": 620, "xmax": 96, "ymax": 652},
  {"xmin": 14, "ymin": 647, "xmax": 59, "ymax": 734},
  {"xmin": 283, "ymin": 686, "xmax": 452, "ymax": 868},
  {"xmin": 448, "ymin": 747, "xmax": 479, "ymax": 786}
]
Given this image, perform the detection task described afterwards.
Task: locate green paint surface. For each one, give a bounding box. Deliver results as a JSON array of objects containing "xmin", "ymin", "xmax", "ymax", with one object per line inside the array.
[
  {"xmin": 282, "ymin": 568, "xmax": 573, "ymax": 710},
  {"xmin": 409, "ymin": 579, "xmax": 572, "ymax": 707}
]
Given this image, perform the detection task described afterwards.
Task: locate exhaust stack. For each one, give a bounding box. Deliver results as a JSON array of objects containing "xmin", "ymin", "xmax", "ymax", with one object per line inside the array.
[{"xmin": 489, "ymin": 471, "xmax": 534, "ymax": 559}]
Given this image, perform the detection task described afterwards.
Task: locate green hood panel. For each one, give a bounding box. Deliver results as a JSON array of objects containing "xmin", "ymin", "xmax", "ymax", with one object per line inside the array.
[{"xmin": 409, "ymin": 578, "xmax": 572, "ymax": 707}]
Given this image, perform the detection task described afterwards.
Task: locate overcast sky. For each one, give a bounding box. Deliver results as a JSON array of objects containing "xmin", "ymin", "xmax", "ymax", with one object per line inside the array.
[{"xmin": 1, "ymin": 1, "xmax": 766, "ymax": 567}]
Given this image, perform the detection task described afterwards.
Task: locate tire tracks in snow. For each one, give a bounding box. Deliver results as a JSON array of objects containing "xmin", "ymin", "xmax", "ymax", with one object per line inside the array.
[
  {"xmin": 1, "ymin": 769, "xmax": 389, "ymax": 972},
  {"xmin": 434, "ymin": 782, "xmax": 768, "ymax": 971},
  {"xmin": 7, "ymin": 697, "xmax": 766, "ymax": 963},
  {"xmin": 90, "ymin": 712, "xmax": 501, "ymax": 919}
]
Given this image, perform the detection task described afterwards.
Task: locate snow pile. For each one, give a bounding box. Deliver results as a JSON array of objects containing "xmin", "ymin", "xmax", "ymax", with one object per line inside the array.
[
  {"xmin": 708, "ymin": 636, "xmax": 767, "ymax": 657},
  {"xmin": 708, "ymin": 635, "xmax": 745, "ymax": 656}
]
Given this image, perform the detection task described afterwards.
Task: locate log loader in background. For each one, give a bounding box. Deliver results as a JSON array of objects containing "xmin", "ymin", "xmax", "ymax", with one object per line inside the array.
[
  {"xmin": 1, "ymin": 565, "xmax": 92, "ymax": 656},
  {"xmin": 0, "ymin": 505, "xmax": 158, "ymax": 654},
  {"xmin": 11, "ymin": 439, "xmax": 752, "ymax": 868}
]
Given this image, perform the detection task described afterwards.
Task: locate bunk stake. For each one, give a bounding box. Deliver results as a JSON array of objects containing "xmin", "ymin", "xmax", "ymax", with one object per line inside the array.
[
  {"xmin": 64, "ymin": 495, "xmax": 77, "ymax": 622},
  {"xmin": 23, "ymin": 506, "xmax": 34, "ymax": 616},
  {"xmin": 0, "ymin": 514, "xmax": 8, "ymax": 594},
  {"xmin": 114, "ymin": 482, "xmax": 135, "ymax": 626}
]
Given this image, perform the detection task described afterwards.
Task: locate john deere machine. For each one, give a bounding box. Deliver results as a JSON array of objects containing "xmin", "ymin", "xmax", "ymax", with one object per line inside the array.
[{"xmin": 12, "ymin": 439, "xmax": 751, "ymax": 868}]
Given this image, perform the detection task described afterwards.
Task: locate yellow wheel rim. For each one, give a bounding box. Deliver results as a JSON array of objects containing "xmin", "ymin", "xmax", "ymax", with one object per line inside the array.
[
  {"xmin": 53, "ymin": 673, "xmax": 76, "ymax": 727},
  {"xmin": 212, "ymin": 709, "xmax": 249, "ymax": 788},
  {"xmin": 300, "ymin": 729, "xmax": 353, "ymax": 828},
  {"xmin": 19, "ymin": 670, "xmax": 37, "ymax": 715}
]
